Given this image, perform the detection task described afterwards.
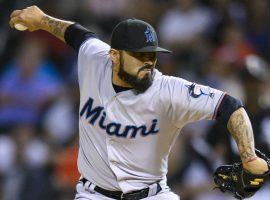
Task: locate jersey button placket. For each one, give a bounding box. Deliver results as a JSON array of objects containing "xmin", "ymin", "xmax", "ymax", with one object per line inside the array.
[
  {"xmin": 111, "ymin": 95, "xmax": 117, "ymax": 112},
  {"xmin": 109, "ymin": 139, "xmax": 114, "ymax": 145},
  {"xmin": 111, "ymin": 161, "xmax": 118, "ymax": 166},
  {"xmin": 106, "ymin": 138, "xmax": 118, "ymax": 169},
  {"xmin": 105, "ymin": 96, "xmax": 122, "ymax": 182},
  {"xmin": 106, "ymin": 95, "xmax": 117, "ymax": 114}
]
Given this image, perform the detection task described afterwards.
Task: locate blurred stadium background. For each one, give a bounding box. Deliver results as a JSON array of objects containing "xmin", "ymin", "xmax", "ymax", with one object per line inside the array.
[{"xmin": 0, "ymin": 0, "xmax": 270, "ymax": 199}]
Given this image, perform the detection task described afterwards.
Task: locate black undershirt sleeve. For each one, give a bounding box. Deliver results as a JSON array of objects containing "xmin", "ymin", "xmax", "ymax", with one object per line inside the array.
[
  {"xmin": 216, "ymin": 94, "xmax": 244, "ymax": 125},
  {"xmin": 64, "ymin": 23, "xmax": 96, "ymax": 52}
]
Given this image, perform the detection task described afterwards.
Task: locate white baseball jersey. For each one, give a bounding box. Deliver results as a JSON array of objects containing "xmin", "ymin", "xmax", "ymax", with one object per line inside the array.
[{"xmin": 77, "ymin": 37, "xmax": 225, "ymax": 193}]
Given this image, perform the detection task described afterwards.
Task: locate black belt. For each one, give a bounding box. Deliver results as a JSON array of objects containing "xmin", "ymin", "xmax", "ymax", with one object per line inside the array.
[{"xmin": 81, "ymin": 178, "xmax": 162, "ymax": 200}]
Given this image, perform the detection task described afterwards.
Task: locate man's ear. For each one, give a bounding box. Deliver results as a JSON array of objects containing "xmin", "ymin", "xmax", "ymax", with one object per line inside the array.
[{"xmin": 109, "ymin": 49, "xmax": 120, "ymax": 64}]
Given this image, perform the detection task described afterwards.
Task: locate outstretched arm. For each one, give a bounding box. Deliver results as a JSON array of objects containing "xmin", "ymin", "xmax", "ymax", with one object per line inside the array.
[
  {"xmin": 9, "ymin": 5, "xmax": 74, "ymax": 42},
  {"xmin": 227, "ymin": 107, "xmax": 268, "ymax": 174}
]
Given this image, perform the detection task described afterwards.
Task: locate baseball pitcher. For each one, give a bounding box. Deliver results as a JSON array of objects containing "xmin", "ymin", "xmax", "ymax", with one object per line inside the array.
[{"xmin": 9, "ymin": 6, "xmax": 269, "ymax": 200}]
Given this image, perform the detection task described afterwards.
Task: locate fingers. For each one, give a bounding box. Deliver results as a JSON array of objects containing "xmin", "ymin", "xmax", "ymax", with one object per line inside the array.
[
  {"xmin": 10, "ymin": 10, "xmax": 22, "ymax": 28},
  {"xmin": 9, "ymin": 10, "xmax": 24, "ymax": 28},
  {"xmin": 9, "ymin": 16, "xmax": 25, "ymax": 28},
  {"xmin": 10, "ymin": 10, "xmax": 22, "ymax": 18},
  {"xmin": 9, "ymin": 8, "xmax": 30, "ymax": 29}
]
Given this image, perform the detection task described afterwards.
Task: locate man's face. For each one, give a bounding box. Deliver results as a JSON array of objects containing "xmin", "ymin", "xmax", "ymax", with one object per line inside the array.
[{"xmin": 118, "ymin": 51, "xmax": 157, "ymax": 93}]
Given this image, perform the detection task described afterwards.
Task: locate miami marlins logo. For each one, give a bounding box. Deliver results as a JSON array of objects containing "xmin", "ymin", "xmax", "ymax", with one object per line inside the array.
[
  {"xmin": 144, "ymin": 27, "xmax": 156, "ymax": 43},
  {"xmin": 186, "ymin": 83, "xmax": 215, "ymax": 98}
]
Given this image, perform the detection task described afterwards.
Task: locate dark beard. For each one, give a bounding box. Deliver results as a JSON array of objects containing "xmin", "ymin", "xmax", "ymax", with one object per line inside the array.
[{"xmin": 118, "ymin": 55, "xmax": 154, "ymax": 93}]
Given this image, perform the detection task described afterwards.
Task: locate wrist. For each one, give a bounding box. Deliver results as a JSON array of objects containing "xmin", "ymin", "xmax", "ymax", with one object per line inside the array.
[
  {"xmin": 40, "ymin": 14, "xmax": 50, "ymax": 31},
  {"xmin": 238, "ymin": 146, "xmax": 256, "ymax": 164},
  {"xmin": 243, "ymin": 156, "xmax": 258, "ymax": 164}
]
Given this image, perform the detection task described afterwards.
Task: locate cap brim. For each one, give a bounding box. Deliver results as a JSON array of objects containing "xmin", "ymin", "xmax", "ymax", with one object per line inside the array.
[{"xmin": 129, "ymin": 46, "xmax": 172, "ymax": 53}]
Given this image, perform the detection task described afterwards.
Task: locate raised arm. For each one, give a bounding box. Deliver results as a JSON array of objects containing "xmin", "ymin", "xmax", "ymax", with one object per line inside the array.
[
  {"xmin": 9, "ymin": 5, "xmax": 74, "ymax": 42},
  {"xmin": 227, "ymin": 107, "xmax": 268, "ymax": 174}
]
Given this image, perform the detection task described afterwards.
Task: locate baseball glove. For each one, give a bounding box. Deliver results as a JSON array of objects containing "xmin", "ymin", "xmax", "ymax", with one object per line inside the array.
[{"xmin": 213, "ymin": 149, "xmax": 270, "ymax": 199}]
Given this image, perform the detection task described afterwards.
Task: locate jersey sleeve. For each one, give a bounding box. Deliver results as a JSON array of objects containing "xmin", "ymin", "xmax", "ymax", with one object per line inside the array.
[
  {"xmin": 78, "ymin": 37, "xmax": 110, "ymax": 60},
  {"xmin": 77, "ymin": 37, "xmax": 111, "ymax": 89},
  {"xmin": 160, "ymin": 76, "xmax": 225, "ymax": 128},
  {"xmin": 78, "ymin": 36, "xmax": 111, "ymax": 71}
]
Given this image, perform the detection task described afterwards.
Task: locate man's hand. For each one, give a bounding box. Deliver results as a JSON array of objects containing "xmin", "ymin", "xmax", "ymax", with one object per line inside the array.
[
  {"xmin": 9, "ymin": 5, "xmax": 73, "ymax": 41},
  {"xmin": 9, "ymin": 5, "xmax": 46, "ymax": 32},
  {"xmin": 243, "ymin": 157, "xmax": 268, "ymax": 175}
]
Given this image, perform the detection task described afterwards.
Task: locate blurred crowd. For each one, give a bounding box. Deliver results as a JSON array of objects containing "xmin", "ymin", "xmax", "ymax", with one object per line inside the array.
[{"xmin": 0, "ymin": 0, "xmax": 270, "ymax": 200}]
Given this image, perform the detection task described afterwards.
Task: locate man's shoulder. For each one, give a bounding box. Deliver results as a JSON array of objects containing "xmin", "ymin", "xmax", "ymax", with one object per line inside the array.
[
  {"xmin": 77, "ymin": 38, "xmax": 112, "ymax": 81},
  {"xmin": 79, "ymin": 37, "xmax": 110, "ymax": 58},
  {"xmin": 153, "ymin": 70, "xmax": 188, "ymax": 87}
]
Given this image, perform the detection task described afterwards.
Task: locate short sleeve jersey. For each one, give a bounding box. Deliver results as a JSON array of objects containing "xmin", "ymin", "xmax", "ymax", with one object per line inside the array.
[{"xmin": 77, "ymin": 37, "xmax": 225, "ymax": 193}]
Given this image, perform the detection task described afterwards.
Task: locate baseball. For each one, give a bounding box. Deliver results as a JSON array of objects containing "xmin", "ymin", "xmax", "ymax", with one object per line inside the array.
[{"xmin": 14, "ymin": 23, "xmax": 28, "ymax": 31}]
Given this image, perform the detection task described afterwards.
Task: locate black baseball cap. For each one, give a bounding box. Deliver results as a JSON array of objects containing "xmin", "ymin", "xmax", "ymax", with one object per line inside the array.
[{"xmin": 111, "ymin": 19, "xmax": 171, "ymax": 53}]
